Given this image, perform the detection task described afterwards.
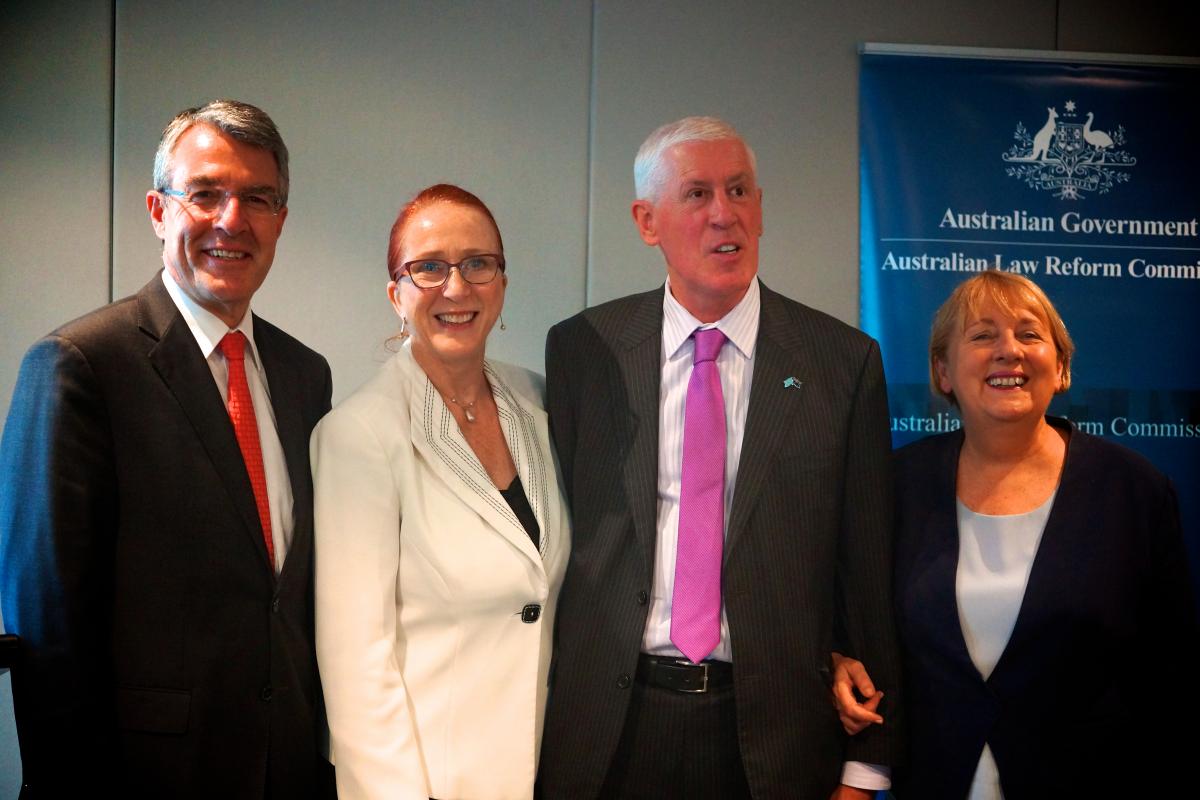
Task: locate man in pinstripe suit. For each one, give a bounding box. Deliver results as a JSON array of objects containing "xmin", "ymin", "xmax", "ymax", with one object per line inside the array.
[{"xmin": 539, "ymin": 117, "xmax": 903, "ymax": 799}]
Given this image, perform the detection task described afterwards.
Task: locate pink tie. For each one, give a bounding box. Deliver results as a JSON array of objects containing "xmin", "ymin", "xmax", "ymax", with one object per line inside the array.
[
  {"xmin": 671, "ymin": 327, "xmax": 727, "ymax": 663},
  {"xmin": 219, "ymin": 332, "xmax": 274, "ymax": 568}
]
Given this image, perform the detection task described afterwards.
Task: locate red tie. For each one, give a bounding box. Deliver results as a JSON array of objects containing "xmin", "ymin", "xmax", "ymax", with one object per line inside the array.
[{"xmin": 219, "ymin": 331, "xmax": 274, "ymax": 568}]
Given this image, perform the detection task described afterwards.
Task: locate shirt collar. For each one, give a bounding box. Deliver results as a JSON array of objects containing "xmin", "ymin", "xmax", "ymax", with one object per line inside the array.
[
  {"xmin": 160, "ymin": 269, "xmax": 261, "ymax": 367},
  {"xmin": 662, "ymin": 277, "xmax": 760, "ymax": 361}
]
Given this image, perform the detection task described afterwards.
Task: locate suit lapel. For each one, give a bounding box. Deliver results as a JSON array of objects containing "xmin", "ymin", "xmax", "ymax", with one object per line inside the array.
[
  {"xmin": 138, "ymin": 277, "xmax": 272, "ymax": 571},
  {"xmin": 405, "ymin": 352, "xmax": 544, "ymax": 569},
  {"xmin": 255, "ymin": 319, "xmax": 311, "ymax": 583},
  {"xmin": 613, "ymin": 290, "xmax": 665, "ymax": 575},
  {"xmin": 491, "ymin": 362, "xmax": 562, "ymax": 565},
  {"xmin": 988, "ymin": 418, "xmax": 1078, "ymax": 687},
  {"xmin": 914, "ymin": 432, "xmax": 980, "ymax": 680},
  {"xmin": 725, "ymin": 284, "xmax": 815, "ymax": 555}
]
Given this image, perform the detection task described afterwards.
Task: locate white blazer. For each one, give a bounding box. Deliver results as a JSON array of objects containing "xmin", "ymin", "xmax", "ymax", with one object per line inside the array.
[{"xmin": 312, "ymin": 344, "xmax": 570, "ymax": 800}]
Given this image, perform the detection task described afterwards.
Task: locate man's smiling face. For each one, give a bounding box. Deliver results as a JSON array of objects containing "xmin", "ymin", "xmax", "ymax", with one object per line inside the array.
[{"xmin": 148, "ymin": 124, "xmax": 287, "ymax": 327}]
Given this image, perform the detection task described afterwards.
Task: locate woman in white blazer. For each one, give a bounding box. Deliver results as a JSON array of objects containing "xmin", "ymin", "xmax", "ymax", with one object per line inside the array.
[{"xmin": 311, "ymin": 184, "xmax": 569, "ymax": 800}]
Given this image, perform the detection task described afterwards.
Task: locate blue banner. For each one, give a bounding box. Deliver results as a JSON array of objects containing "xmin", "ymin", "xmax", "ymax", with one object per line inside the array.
[{"xmin": 859, "ymin": 49, "xmax": 1200, "ymax": 586}]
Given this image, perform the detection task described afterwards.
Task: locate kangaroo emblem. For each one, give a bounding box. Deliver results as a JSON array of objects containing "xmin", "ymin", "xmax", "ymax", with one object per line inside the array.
[
  {"xmin": 1003, "ymin": 102, "xmax": 1135, "ymax": 199},
  {"xmin": 1029, "ymin": 107, "xmax": 1057, "ymax": 161}
]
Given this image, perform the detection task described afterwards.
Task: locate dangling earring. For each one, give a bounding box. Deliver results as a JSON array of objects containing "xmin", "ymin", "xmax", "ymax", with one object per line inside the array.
[
  {"xmin": 399, "ymin": 316, "xmax": 408, "ymax": 337},
  {"xmin": 499, "ymin": 313, "xmax": 507, "ymax": 332}
]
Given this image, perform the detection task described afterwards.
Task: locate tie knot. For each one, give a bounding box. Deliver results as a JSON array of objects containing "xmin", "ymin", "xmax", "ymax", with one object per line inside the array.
[
  {"xmin": 692, "ymin": 327, "xmax": 726, "ymax": 364},
  {"xmin": 219, "ymin": 331, "xmax": 247, "ymax": 362}
]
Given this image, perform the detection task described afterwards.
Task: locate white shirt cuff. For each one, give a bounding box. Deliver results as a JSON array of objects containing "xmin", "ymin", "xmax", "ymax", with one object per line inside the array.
[{"xmin": 840, "ymin": 760, "xmax": 891, "ymax": 790}]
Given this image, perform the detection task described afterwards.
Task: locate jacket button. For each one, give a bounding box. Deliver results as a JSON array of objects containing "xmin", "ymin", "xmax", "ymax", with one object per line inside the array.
[
  {"xmin": 521, "ymin": 603, "xmax": 541, "ymax": 623},
  {"xmin": 259, "ymin": 686, "xmax": 273, "ymax": 702},
  {"xmin": 636, "ymin": 590, "xmax": 648, "ymax": 605},
  {"xmin": 271, "ymin": 597, "xmax": 280, "ymax": 613},
  {"xmin": 616, "ymin": 673, "xmax": 631, "ymax": 689}
]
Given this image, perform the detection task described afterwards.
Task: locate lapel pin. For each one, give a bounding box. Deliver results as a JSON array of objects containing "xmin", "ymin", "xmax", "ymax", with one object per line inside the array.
[{"xmin": 783, "ymin": 377, "xmax": 802, "ymax": 389}]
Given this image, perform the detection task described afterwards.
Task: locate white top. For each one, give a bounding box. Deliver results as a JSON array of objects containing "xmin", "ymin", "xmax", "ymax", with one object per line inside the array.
[
  {"xmin": 643, "ymin": 278, "xmax": 759, "ymax": 661},
  {"xmin": 956, "ymin": 493, "xmax": 1055, "ymax": 800},
  {"xmin": 161, "ymin": 269, "xmax": 293, "ymax": 573}
]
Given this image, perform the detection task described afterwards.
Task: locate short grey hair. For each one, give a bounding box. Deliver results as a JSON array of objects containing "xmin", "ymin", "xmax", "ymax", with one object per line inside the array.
[
  {"xmin": 152, "ymin": 99, "xmax": 290, "ymax": 207},
  {"xmin": 633, "ymin": 116, "xmax": 757, "ymax": 202}
]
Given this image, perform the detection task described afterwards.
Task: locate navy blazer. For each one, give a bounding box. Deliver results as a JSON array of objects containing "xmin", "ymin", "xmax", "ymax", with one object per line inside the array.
[
  {"xmin": 0, "ymin": 275, "xmax": 334, "ymax": 798},
  {"xmin": 894, "ymin": 416, "xmax": 1197, "ymax": 798}
]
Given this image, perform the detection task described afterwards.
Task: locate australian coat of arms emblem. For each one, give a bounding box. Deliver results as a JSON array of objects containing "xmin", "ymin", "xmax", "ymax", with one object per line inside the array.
[{"xmin": 1002, "ymin": 101, "xmax": 1135, "ymax": 199}]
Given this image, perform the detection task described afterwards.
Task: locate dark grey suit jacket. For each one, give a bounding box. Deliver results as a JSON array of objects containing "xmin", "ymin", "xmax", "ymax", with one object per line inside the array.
[
  {"xmin": 0, "ymin": 274, "xmax": 334, "ymax": 798},
  {"xmin": 539, "ymin": 282, "xmax": 904, "ymax": 799}
]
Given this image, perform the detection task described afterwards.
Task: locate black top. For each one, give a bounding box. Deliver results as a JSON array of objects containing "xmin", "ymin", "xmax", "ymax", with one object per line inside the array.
[{"xmin": 499, "ymin": 474, "xmax": 539, "ymax": 550}]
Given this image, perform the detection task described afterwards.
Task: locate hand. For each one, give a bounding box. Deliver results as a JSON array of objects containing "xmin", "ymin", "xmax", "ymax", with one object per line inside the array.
[
  {"xmin": 831, "ymin": 651, "xmax": 884, "ymax": 735},
  {"xmin": 829, "ymin": 784, "xmax": 876, "ymax": 800}
]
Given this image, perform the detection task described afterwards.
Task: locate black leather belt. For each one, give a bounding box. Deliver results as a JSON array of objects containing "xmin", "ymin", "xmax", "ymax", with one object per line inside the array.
[{"xmin": 636, "ymin": 654, "xmax": 734, "ymax": 693}]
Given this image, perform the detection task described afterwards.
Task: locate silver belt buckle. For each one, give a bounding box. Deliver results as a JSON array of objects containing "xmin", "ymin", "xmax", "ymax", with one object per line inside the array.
[{"xmin": 679, "ymin": 661, "xmax": 709, "ymax": 693}]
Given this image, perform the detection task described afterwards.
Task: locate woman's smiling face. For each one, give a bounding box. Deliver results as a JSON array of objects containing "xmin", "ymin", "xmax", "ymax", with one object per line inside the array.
[
  {"xmin": 388, "ymin": 201, "xmax": 506, "ymax": 368},
  {"xmin": 936, "ymin": 298, "xmax": 1064, "ymax": 430}
]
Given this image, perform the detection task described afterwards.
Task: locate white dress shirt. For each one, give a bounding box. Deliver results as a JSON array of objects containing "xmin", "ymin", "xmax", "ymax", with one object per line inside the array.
[
  {"xmin": 642, "ymin": 278, "xmax": 759, "ymax": 661},
  {"xmin": 161, "ymin": 270, "xmax": 294, "ymax": 573}
]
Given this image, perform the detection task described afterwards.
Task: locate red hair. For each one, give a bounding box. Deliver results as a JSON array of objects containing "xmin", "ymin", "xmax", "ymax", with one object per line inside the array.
[{"xmin": 386, "ymin": 184, "xmax": 504, "ymax": 282}]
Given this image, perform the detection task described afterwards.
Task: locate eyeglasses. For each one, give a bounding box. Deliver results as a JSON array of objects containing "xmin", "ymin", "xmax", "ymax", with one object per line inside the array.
[
  {"xmin": 401, "ymin": 254, "xmax": 505, "ymax": 289},
  {"xmin": 159, "ymin": 186, "xmax": 283, "ymax": 218}
]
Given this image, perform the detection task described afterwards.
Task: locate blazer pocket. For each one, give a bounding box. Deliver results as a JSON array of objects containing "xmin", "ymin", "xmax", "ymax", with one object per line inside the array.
[{"xmin": 116, "ymin": 685, "xmax": 191, "ymax": 734}]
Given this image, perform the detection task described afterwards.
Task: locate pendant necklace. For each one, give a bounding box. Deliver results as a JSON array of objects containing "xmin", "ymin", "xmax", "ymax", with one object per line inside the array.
[{"xmin": 448, "ymin": 396, "xmax": 478, "ymax": 423}]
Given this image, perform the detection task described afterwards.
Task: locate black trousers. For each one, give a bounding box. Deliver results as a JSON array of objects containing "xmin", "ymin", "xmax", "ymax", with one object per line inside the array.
[{"xmin": 599, "ymin": 677, "xmax": 751, "ymax": 799}]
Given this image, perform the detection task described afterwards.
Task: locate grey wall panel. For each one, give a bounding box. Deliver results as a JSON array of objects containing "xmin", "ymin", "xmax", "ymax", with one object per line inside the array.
[
  {"xmin": 0, "ymin": 1, "xmax": 114, "ymax": 419},
  {"xmin": 588, "ymin": 0, "xmax": 1055, "ymax": 324},
  {"xmin": 112, "ymin": 0, "xmax": 591, "ymax": 398},
  {"xmin": 0, "ymin": 4, "xmax": 115, "ymax": 793}
]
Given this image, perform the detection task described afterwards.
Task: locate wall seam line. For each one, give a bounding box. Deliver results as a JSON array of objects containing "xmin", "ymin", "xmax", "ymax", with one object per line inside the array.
[
  {"xmin": 584, "ymin": 0, "xmax": 598, "ymax": 309},
  {"xmin": 107, "ymin": 0, "xmax": 117, "ymax": 301}
]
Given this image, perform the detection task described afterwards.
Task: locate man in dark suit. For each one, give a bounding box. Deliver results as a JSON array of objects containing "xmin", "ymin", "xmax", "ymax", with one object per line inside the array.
[
  {"xmin": 0, "ymin": 100, "xmax": 334, "ymax": 798},
  {"xmin": 540, "ymin": 117, "xmax": 902, "ymax": 799}
]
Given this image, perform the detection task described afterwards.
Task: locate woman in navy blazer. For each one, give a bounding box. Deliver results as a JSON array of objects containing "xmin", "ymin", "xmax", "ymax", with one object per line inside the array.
[{"xmin": 832, "ymin": 271, "xmax": 1197, "ymax": 798}]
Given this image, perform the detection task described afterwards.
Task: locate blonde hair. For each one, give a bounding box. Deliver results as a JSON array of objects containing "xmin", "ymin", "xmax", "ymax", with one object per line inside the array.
[{"xmin": 929, "ymin": 271, "xmax": 1074, "ymax": 405}]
